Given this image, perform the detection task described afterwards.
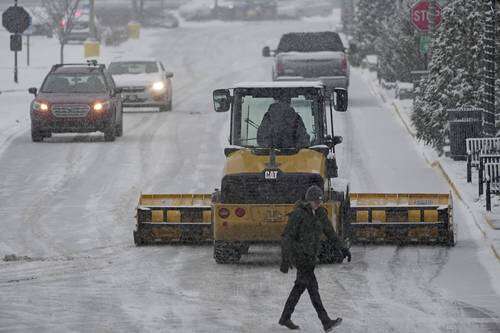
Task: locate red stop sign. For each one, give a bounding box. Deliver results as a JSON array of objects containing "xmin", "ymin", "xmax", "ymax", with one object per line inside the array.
[{"xmin": 411, "ymin": 0, "xmax": 442, "ymax": 32}]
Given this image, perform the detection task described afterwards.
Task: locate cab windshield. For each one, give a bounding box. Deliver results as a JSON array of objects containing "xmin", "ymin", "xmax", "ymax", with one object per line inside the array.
[
  {"xmin": 41, "ymin": 73, "xmax": 107, "ymax": 94},
  {"xmin": 231, "ymin": 88, "xmax": 325, "ymax": 148}
]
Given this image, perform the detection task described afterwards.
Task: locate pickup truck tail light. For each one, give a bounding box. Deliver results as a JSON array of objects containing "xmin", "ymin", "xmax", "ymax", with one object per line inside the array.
[
  {"xmin": 341, "ymin": 55, "xmax": 348, "ymax": 73},
  {"xmin": 276, "ymin": 61, "xmax": 284, "ymax": 76}
]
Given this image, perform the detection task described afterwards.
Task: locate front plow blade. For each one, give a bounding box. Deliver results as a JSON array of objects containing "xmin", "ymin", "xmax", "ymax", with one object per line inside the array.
[
  {"xmin": 134, "ymin": 194, "xmax": 213, "ymax": 245},
  {"xmin": 349, "ymin": 193, "xmax": 455, "ymax": 246}
]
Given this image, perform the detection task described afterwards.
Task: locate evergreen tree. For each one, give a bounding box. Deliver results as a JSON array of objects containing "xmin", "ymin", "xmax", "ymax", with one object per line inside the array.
[
  {"xmin": 412, "ymin": 0, "xmax": 488, "ymax": 151},
  {"xmin": 376, "ymin": 0, "xmax": 422, "ymax": 82},
  {"xmin": 352, "ymin": 0, "xmax": 395, "ymax": 61}
]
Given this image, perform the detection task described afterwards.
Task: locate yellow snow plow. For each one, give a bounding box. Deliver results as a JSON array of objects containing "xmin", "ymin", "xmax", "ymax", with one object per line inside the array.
[
  {"xmin": 134, "ymin": 194, "xmax": 212, "ymax": 245},
  {"xmin": 133, "ymin": 82, "xmax": 455, "ymax": 262},
  {"xmin": 349, "ymin": 193, "xmax": 454, "ymax": 246}
]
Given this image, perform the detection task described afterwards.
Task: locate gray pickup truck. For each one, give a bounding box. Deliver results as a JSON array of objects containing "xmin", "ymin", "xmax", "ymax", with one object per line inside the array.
[{"xmin": 263, "ymin": 31, "xmax": 349, "ymax": 95}]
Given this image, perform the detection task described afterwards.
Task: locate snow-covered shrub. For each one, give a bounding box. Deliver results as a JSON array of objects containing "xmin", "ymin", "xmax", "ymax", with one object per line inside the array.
[{"xmin": 412, "ymin": 0, "xmax": 490, "ymax": 152}]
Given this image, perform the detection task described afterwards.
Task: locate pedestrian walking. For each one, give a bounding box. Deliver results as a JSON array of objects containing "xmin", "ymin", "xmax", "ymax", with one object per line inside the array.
[{"xmin": 279, "ymin": 185, "xmax": 351, "ymax": 332}]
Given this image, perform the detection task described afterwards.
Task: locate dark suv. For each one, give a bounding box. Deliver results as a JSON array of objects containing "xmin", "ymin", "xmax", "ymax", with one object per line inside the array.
[{"xmin": 28, "ymin": 61, "xmax": 123, "ymax": 142}]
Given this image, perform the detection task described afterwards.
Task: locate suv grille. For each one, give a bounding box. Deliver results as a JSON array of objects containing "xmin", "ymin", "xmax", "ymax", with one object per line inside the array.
[
  {"xmin": 221, "ymin": 173, "xmax": 324, "ymax": 204},
  {"xmin": 52, "ymin": 104, "xmax": 90, "ymax": 118},
  {"xmin": 122, "ymin": 86, "xmax": 146, "ymax": 93}
]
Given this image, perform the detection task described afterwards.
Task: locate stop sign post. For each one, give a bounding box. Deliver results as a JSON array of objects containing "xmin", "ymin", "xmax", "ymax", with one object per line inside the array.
[
  {"xmin": 2, "ymin": 1, "xmax": 31, "ymax": 83},
  {"xmin": 411, "ymin": 0, "xmax": 442, "ymax": 32}
]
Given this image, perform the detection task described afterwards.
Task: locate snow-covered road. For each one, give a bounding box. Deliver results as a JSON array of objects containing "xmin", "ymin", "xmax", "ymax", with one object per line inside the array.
[{"xmin": 0, "ymin": 16, "xmax": 499, "ymax": 332}]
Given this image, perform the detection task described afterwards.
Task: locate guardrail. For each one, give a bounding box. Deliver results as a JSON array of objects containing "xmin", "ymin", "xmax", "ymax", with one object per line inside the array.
[
  {"xmin": 477, "ymin": 154, "xmax": 500, "ymax": 196},
  {"xmin": 484, "ymin": 162, "xmax": 500, "ymax": 211},
  {"xmin": 466, "ymin": 137, "xmax": 500, "ymax": 182}
]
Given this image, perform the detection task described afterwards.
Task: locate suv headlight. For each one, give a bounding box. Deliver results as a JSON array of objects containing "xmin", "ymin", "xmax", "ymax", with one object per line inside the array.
[
  {"xmin": 151, "ymin": 81, "xmax": 165, "ymax": 92},
  {"xmin": 93, "ymin": 101, "xmax": 111, "ymax": 111},
  {"xmin": 33, "ymin": 101, "xmax": 49, "ymax": 111}
]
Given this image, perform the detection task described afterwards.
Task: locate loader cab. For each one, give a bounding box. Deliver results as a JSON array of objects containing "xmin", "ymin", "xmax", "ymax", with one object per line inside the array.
[{"xmin": 213, "ymin": 82, "xmax": 346, "ymax": 152}]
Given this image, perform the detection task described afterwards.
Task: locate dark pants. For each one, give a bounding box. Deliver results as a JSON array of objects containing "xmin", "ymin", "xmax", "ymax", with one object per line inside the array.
[{"xmin": 280, "ymin": 265, "xmax": 330, "ymax": 325}]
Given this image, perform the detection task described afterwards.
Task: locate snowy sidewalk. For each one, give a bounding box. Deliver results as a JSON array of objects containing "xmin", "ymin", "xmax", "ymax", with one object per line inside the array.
[{"xmin": 359, "ymin": 68, "xmax": 500, "ymax": 261}]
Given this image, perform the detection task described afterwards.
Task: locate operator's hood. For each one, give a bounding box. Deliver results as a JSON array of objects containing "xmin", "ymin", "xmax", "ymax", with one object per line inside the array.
[
  {"xmin": 112, "ymin": 73, "xmax": 163, "ymax": 87},
  {"xmin": 223, "ymin": 148, "xmax": 327, "ymax": 177}
]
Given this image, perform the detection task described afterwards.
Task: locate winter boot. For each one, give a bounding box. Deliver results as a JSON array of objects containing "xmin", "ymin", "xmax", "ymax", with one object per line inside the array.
[
  {"xmin": 323, "ymin": 317, "xmax": 342, "ymax": 332},
  {"xmin": 279, "ymin": 318, "xmax": 300, "ymax": 330}
]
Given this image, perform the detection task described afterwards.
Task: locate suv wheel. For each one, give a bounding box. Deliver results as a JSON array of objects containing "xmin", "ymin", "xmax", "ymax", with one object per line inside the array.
[
  {"xmin": 104, "ymin": 123, "xmax": 116, "ymax": 142},
  {"xmin": 31, "ymin": 127, "xmax": 44, "ymax": 142},
  {"xmin": 214, "ymin": 241, "xmax": 242, "ymax": 264},
  {"xmin": 115, "ymin": 118, "xmax": 123, "ymax": 137},
  {"xmin": 159, "ymin": 97, "xmax": 172, "ymax": 112}
]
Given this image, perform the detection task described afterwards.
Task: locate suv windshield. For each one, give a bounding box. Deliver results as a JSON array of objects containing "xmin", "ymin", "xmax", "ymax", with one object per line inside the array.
[
  {"xmin": 108, "ymin": 62, "xmax": 159, "ymax": 75},
  {"xmin": 231, "ymin": 88, "xmax": 324, "ymax": 149},
  {"xmin": 277, "ymin": 32, "xmax": 344, "ymax": 53},
  {"xmin": 41, "ymin": 73, "xmax": 107, "ymax": 93}
]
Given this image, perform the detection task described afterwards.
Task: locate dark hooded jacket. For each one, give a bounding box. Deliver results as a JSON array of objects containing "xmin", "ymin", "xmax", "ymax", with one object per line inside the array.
[
  {"xmin": 281, "ymin": 201, "xmax": 345, "ymax": 268},
  {"xmin": 256, "ymin": 102, "xmax": 310, "ymax": 148}
]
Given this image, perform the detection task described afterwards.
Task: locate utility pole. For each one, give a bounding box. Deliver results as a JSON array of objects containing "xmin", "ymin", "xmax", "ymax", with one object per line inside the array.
[
  {"xmin": 341, "ymin": 0, "xmax": 355, "ymax": 36},
  {"xmin": 484, "ymin": 0, "xmax": 496, "ymax": 134},
  {"xmin": 89, "ymin": 0, "xmax": 96, "ymax": 40}
]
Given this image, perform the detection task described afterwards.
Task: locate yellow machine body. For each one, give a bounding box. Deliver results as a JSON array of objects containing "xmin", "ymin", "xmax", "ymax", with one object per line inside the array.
[
  {"xmin": 134, "ymin": 148, "xmax": 454, "ymax": 246},
  {"xmin": 212, "ymin": 202, "xmax": 340, "ymax": 242},
  {"xmin": 223, "ymin": 149, "xmax": 327, "ymax": 176},
  {"xmin": 349, "ymin": 193, "xmax": 454, "ymax": 245}
]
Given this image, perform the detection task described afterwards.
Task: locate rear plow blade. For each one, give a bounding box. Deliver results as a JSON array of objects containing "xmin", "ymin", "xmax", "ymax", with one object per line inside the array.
[
  {"xmin": 134, "ymin": 194, "xmax": 213, "ymax": 245},
  {"xmin": 348, "ymin": 193, "xmax": 455, "ymax": 246}
]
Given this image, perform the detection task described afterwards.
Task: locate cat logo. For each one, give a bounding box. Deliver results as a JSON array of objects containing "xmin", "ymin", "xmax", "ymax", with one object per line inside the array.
[{"xmin": 264, "ymin": 170, "xmax": 279, "ymax": 180}]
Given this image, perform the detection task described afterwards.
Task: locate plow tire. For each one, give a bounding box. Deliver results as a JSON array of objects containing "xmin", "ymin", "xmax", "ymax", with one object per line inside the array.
[
  {"xmin": 318, "ymin": 240, "xmax": 344, "ymax": 264},
  {"xmin": 214, "ymin": 241, "xmax": 242, "ymax": 264},
  {"xmin": 238, "ymin": 243, "xmax": 250, "ymax": 254},
  {"xmin": 133, "ymin": 230, "xmax": 145, "ymax": 246},
  {"xmin": 448, "ymin": 228, "xmax": 456, "ymax": 247}
]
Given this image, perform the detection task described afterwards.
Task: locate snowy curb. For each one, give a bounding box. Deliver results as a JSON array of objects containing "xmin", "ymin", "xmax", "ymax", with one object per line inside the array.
[
  {"xmin": 391, "ymin": 100, "xmax": 500, "ymax": 261},
  {"xmin": 364, "ymin": 72, "xmax": 500, "ymax": 261}
]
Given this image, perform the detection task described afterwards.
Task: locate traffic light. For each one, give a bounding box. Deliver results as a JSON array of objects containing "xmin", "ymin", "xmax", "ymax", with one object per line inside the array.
[{"xmin": 10, "ymin": 34, "xmax": 21, "ymax": 51}]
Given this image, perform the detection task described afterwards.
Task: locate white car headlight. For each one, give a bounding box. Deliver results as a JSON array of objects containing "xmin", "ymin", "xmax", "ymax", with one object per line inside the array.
[{"xmin": 152, "ymin": 81, "xmax": 165, "ymax": 91}]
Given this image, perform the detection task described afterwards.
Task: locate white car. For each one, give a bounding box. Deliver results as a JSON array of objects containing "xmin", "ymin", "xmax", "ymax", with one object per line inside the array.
[{"xmin": 109, "ymin": 60, "xmax": 174, "ymax": 112}]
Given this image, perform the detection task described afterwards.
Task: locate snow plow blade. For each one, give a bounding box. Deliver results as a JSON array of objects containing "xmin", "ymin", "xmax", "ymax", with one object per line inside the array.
[
  {"xmin": 134, "ymin": 194, "xmax": 213, "ymax": 245},
  {"xmin": 349, "ymin": 193, "xmax": 455, "ymax": 246}
]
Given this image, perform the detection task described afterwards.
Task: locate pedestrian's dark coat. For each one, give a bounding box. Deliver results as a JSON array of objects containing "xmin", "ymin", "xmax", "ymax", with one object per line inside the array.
[
  {"xmin": 281, "ymin": 201, "xmax": 345, "ymax": 268},
  {"xmin": 256, "ymin": 102, "xmax": 310, "ymax": 148}
]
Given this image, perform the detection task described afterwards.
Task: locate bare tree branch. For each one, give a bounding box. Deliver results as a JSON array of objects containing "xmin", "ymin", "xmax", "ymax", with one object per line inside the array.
[
  {"xmin": 41, "ymin": 0, "xmax": 81, "ymax": 63},
  {"xmin": 42, "ymin": 0, "xmax": 81, "ymax": 44}
]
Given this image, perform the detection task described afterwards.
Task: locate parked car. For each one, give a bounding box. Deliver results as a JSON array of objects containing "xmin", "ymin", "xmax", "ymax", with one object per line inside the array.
[
  {"xmin": 141, "ymin": 10, "xmax": 179, "ymax": 29},
  {"xmin": 263, "ymin": 31, "xmax": 349, "ymax": 96},
  {"xmin": 25, "ymin": 7, "xmax": 53, "ymax": 37},
  {"xmin": 395, "ymin": 82, "xmax": 414, "ymax": 100},
  {"xmin": 65, "ymin": 12, "xmax": 102, "ymax": 43},
  {"xmin": 232, "ymin": 0, "xmax": 278, "ymax": 20},
  {"xmin": 28, "ymin": 61, "xmax": 123, "ymax": 142},
  {"xmin": 361, "ymin": 55, "xmax": 378, "ymax": 72},
  {"xmin": 109, "ymin": 60, "xmax": 174, "ymax": 112},
  {"xmin": 179, "ymin": 0, "xmax": 214, "ymax": 21}
]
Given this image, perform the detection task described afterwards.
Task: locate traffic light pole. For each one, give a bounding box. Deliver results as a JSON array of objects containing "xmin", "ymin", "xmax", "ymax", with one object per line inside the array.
[
  {"xmin": 14, "ymin": 44, "xmax": 18, "ymax": 83},
  {"xmin": 89, "ymin": 0, "xmax": 96, "ymax": 40}
]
